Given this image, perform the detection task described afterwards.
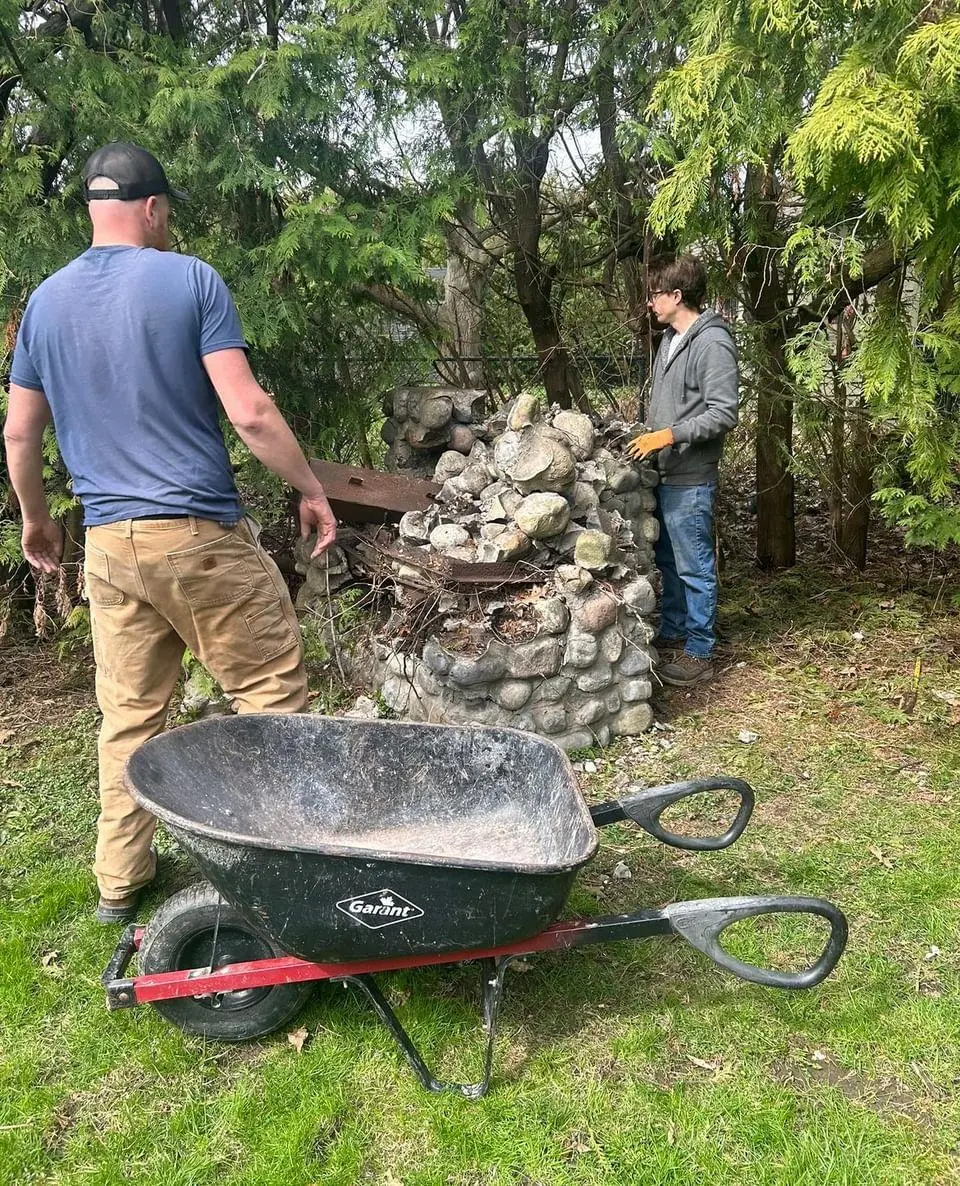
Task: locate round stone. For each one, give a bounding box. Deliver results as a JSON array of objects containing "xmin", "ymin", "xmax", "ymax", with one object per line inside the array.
[
  {"xmin": 447, "ymin": 651, "xmax": 506, "ymax": 686},
  {"xmin": 563, "ymin": 632, "xmax": 599, "ymax": 668},
  {"xmin": 574, "ymin": 530, "xmax": 615, "ymax": 571},
  {"xmin": 419, "ymin": 395, "xmax": 453, "ymax": 428},
  {"xmin": 452, "ymin": 465, "xmax": 491, "ymax": 496},
  {"xmin": 618, "ymin": 644, "xmax": 653, "ymax": 676},
  {"xmin": 552, "ymin": 411, "xmax": 595, "ymax": 460},
  {"xmin": 621, "ymin": 577, "xmax": 656, "ymax": 615},
  {"xmin": 515, "ymin": 493, "xmax": 571, "ymax": 540},
  {"xmin": 606, "ymin": 464, "xmax": 640, "ymax": 493},
  {"xmin": 600, "ymin": 627, "xmax": 624, "ymax": 663},
  {"xmin": 553, "ymin": 730, "xmax": 595, "ymax": 752},
  {"xmin": 576, "ymin": 664, "xmax": 613, "ymax": 693},
  {"xmin": 570, "ymin": 589, "xmax": 619, "ymax": 633},
  {"xmin": 448, "ymin": 423, "xmax": 476, "ymax": 454},
  {"xmin": 513, "ymin": 432, "xmax": 576, "ymax": 493},
  {"xmin": 422, "ymin": 639, "xmax": 453, "ymax": 676},
  {"xmin": 399, "ymin": 510, "xmax": 432, "ymax": 543},
  {"xmin": 534, "ymin": 598, "xmax": 570, "ymax": 635},
  {"xmin": 493, "ymin": 679, "xmax": 533, "ymax": 710},
  {"xmin": 501, "ymin": 637, "xmax": 563, "ymax": 679},
  {"xmin": 640, "ymin": 517, "xmax": 660, "ymax": 544},
  {"xmin": 621, "ymin": 678, "xmax": 653, "ymax": 703},
  {"xmin": 611, "ymin": 703, "xmax": 654, "ymax": 736},
  {"xmin": 429, "ymin": 523, "xmax": 470, "ymax": 551},
  {"xmin": 434, "ymin": 450, "xmax": 468, "ymax": 482},
  {"xmin": 507, "ymin": 392, "xmax": 540, "ymax": 430}
]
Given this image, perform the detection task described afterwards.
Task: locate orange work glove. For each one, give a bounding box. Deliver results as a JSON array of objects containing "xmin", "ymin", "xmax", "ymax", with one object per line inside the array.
[{"xmin": 625, "ymin": 427, "xmax": 675, "ymax": 460}]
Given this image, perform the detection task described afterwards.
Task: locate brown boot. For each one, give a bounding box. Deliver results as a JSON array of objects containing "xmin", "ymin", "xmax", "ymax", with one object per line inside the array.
[{"xmin": 658, "ymin": 653, "xmax": 715, "ymax": 687}]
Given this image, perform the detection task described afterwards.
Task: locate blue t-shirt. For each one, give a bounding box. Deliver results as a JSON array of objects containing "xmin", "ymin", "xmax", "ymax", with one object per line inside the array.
[{"xmin": 10, "ymin": 245, "xmax": 246, "ymax": 526}]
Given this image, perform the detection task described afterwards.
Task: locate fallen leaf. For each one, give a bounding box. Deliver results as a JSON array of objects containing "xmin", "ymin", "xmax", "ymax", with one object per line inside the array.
[
  {"xmin": 287, "ymin": 1027, "xmax": 309, "ymax": 1053},
  {"xmin": 686, "ymin": 1054, "xmax": 722, "ymax": 1071},
  {"xmin": 868, "ymin": 845, "xmax": 895, "ymax": 870}
]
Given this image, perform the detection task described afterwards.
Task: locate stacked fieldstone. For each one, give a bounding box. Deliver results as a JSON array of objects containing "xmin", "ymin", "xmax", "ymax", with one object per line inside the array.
[
  {"xmin": 366, "ymin": 392, "xmax": 661, "ymax": 747},
  {"xmin": 382, "ymin": 386, "xmax": 487, "ymax": 478}
]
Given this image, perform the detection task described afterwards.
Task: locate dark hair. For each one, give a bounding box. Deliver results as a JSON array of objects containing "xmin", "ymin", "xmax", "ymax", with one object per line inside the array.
[{"xmin": 647, "ymin": 254, "xmax": 707, "ymax": 311}]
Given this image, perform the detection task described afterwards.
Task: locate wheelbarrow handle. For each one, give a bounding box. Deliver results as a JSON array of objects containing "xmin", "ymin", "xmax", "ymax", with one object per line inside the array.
[
  {"xmin": 664, "ymin": 895, "xmax": 849, "ymax": 990},
  {"xmin": 589, "ymin": 777, "xmax": 755, "ymax": 850}
]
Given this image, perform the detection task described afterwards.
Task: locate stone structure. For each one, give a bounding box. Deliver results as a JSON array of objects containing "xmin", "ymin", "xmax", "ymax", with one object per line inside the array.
[{"xmin": 299, "ymin": 388, "xmax": 661, "ymax": 748}]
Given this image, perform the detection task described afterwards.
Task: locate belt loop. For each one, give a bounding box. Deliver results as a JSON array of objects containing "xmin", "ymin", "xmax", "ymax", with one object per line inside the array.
[
  {"xmin": 189, "ymin": 516, "xmax": 199, "ymax": 536},
  {"xmin": 124, "ymin": 519, "xmax": 133, "ymax": 539}
]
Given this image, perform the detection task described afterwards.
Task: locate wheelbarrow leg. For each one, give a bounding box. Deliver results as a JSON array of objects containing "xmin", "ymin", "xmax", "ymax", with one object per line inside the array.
[{"xmin": 343, "ymin": 957, "xmax": 513, "ymax": 1099}]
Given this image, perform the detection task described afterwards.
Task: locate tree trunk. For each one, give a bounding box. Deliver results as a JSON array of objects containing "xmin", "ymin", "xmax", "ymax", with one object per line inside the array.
[
  {"xmin": 742, "ymin": 161, "xmax": 795, "ymax": 569},
  {"xmin": 837, "ymin": 396, "xmax": 875, "ymax": 569}
]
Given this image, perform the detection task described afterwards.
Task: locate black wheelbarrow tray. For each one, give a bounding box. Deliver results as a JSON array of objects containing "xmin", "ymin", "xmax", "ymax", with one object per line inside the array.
[{"xmin": 103, "ymin": 714, "xmax": 848, "ymax": 1098}]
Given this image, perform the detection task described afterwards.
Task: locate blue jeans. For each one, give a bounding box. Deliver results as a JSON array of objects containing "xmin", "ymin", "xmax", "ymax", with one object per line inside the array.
[{"xmin": 654, "ymin": 482, "xmax": 718, "ymax": 660}]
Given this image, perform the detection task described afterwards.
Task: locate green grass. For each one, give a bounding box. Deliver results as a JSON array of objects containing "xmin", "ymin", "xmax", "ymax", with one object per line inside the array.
[{"xmin": 1, "ymin": 557, "xmax": 959, "ymax": 1185}]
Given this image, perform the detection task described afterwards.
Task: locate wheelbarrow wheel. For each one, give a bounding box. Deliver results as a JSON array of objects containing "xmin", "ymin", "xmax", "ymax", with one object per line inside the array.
[{"xmin": 139, "ymin": 883, "xmax": 313, "ymax": 1041}]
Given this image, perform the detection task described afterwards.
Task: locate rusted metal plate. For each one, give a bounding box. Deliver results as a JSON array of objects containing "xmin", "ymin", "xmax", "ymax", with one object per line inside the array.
[{"xmin": 310, "ymin": 460, "xmax": 440, "ymax": 524}]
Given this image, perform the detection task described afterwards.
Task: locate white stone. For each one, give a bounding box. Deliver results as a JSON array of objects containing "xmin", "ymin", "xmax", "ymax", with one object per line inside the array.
[
  {"xmin": 552, "ymin": 411, "xmax": 595, "ymax": 460},
  {"xmin": 434, "ymin": 450, "xmax": 468, "ymax": 482},
  {"xmin": 399, "ymin": 510, "xmax": 433, "ymax": 543},
  {"xmin": 429, "ymin": 523, "xmax": 470, "ymax": 551},
  {"xmin": 621, "ymin": 679, "xmax": 653, "ymax": 703}
]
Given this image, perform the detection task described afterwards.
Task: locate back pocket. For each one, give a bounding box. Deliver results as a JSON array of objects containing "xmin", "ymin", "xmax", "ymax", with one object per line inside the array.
[{"xmin": 166, "ymin": 534, "xmax": 253, "ymax": 608}]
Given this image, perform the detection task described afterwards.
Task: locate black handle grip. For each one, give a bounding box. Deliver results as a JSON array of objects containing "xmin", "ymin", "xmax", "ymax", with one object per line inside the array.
[
  {"xmin": 590, "ymin": 777, "xmax": 755, "ymax": 851},
  {"xmin": 664, "ymin": 895, "xmax": 848, "ymax": 989}
]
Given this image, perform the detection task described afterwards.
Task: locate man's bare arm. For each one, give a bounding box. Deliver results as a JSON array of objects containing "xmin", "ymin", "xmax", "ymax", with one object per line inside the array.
[
  {"xmin": 202, "ymin": 348, "xmax": 337, "ymax": 557},
  {"xmin": 3, "ymin": 383, "xmax": 63, "ymax": 573}
]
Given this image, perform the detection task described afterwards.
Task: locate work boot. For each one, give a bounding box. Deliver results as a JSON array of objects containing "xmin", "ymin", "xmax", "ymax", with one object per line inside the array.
[
  {"xmin": 658, "ymin": 653, "xmax": 715, "ymax": 687},
  {"xmin": 96, "ymin": 847, "xmax": 157, "ymax": 924},
  {"xmin": 96, "ymin": 890, "xmax": 145, "ymax": 925}
]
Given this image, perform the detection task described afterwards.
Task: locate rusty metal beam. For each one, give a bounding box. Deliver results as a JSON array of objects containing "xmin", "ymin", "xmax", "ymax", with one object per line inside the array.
[{"xmin": 310, "ymin": 460, "xmax": 440, "ymax": 524}]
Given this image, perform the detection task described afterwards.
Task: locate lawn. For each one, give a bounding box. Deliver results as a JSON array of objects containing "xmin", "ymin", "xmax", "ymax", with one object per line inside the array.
[{"xmin": 1, "ymin": 547, "xmax": 959, "ymax": 1185}]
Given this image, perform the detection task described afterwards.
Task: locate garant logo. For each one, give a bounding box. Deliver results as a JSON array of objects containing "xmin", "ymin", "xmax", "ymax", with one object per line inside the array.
[{"xmin": 335, "ymin": 888, "xmax": 425, "ymax": 930}]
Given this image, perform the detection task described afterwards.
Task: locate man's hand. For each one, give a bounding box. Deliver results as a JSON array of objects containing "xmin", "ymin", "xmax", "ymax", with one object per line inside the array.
[
  {"xmin": 300, "ymin": 491, "xmax": 338, "ymax": 558},
  {"xmin": 625, "ymin": 427, "xmax": 675, "ymax": 461},
  {"xmin": 22, "ymin": 515, "xmax": 63, "ymax": 574}
]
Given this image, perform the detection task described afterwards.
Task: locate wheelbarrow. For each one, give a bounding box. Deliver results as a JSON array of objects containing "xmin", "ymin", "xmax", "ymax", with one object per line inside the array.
[{"xmin": 103, "ymin": 714, "xmax": 847, "ymax": 1098}]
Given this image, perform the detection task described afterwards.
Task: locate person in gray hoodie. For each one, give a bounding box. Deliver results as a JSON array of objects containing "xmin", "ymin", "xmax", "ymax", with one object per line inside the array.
[{"xmin": 626, "ymin": 255, "xmax": 738, "ymax": 686}]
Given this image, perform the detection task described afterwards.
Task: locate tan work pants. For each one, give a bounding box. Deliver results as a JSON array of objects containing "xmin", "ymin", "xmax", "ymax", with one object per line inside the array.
[{"xmin": 84, "ymin": 516, "xmax": 308, "ymax": 898}]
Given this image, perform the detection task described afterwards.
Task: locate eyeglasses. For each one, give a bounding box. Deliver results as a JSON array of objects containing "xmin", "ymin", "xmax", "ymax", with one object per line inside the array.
[{"xmin": 647, "ymin": 289, "xmax": 680, "ymax": 300}]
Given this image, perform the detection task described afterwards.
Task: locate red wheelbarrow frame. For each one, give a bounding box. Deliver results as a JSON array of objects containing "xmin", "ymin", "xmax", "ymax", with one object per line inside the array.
[{"xmin": 104, "ymin": 890, "xmax": 847, "ymax": 1100}]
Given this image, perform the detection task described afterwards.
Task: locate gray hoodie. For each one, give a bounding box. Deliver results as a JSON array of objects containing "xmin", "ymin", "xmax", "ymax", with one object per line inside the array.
[{"xmin": 646, "ymin": 310, "xmax": 739, "ymax": 485}]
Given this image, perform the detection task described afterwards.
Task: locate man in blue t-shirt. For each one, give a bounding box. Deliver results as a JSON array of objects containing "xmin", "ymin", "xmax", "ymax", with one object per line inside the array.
[{"xmin": 3, "ymin": 142, "xmax": 338, "ymax": 922}]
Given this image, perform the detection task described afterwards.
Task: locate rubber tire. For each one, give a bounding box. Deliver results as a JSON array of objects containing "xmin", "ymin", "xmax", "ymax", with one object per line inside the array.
[{"xmin": 139, "ymin": 883, "xmax": 313, "ymax": 1041}]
